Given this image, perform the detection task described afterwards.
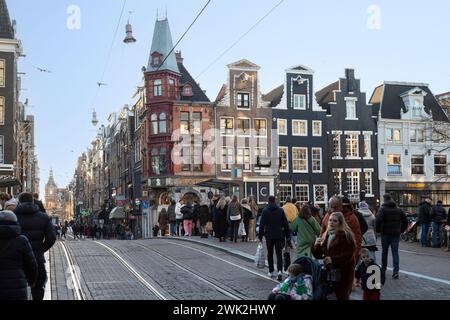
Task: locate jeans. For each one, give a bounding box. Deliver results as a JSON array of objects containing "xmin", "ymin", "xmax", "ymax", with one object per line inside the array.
[
  {"xmin": 431, "ymin": 222, "xmax": 442, "ymax": 247},
  {"xmin": 31, "ymin": 262, "xmax": 48, "ymax": 301},
  {"xmin": 381, "ymin": 235, "xmax": 400, "ymax": 275},
  {"xmin": 230, "ymin": 220, "xmax": 240, "ymax": 242},
  {"xmin": 421, "ymin": 223, "xmax": 429, "ymax": 246},
  {"xmin": 266, "ymin": 239, "xmax": 284, "ymax": 273},
  {"xmin": 170, "ymin": 223, "xmax": 177, "ymax": 236}
]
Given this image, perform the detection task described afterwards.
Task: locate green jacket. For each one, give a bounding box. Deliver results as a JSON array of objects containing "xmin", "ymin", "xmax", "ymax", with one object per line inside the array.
[{"xmin": 290, "ymin": 216, "xmax": 321, "ymax": 258}]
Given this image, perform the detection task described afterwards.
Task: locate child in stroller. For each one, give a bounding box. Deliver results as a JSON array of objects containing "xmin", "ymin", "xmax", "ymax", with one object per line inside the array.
[
  {"xmin": 268, "ymin": 262, "xmax": 313, "ymax": 300},
  {"xmin": 400, "ymin": 213, "xmax": 418, "ymax": 242}
]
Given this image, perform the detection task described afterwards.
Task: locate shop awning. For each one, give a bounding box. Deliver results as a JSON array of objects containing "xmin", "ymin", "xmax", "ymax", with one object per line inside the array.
[
  {"xmin": 195, "ymin": 179, "xmax": 240, "ymax": 190},
  {"xmin": 0, "ymin": 176, "xmax": 21, "ymax": 188},
  {"xmin": 109, "ymin": 207, "xmax": 126, "ymax": 220}
]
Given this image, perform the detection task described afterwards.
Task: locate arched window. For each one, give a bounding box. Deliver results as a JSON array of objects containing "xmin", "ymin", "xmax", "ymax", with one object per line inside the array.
[
  {"xmin": 159, "ymin": 113, "xmax": 167, "ymax": 134},
  {"xmin": 151, "ymin": 148, "xmax": 160, "ymax": 175},
  {"xmin": 151, "ymin": 113, "xmax": 158, "ymax": 135}
]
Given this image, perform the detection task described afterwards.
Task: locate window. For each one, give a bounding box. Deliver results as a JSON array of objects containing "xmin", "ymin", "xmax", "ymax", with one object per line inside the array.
[
  {"xmin": 363, "ymin": 133, "xmax": 371, "ymax": 158},
  {"xmin": 254, "ymin": 119, "xmax": 267, "ymax": 137},
  {"xmin": 181, "ymin": 146, "xmax": 191, "ymax": 171},
  {"xmin": 135, "ymin": 138, "xmax": 142, "ymax": 162},
  {"xmin": 434, "ymin": 155, "xmax": 447, "ymax": 175},
  {"xmin": 386, "ymin": 128, "xmax": 401, "ymax": 143},
  {"xmin": 293, "ymin": 94, "xmax": 306, "ymax": 110},
  {"xmin": 292, "ymin": 148, "xmax": 308, "ymax": 172},
  {"xmin": 254, "ymin": 148, "xmax": 267, "ymax": 171},
  {"xmin": 278, "ymin": 147, "xmax": 288, "ymax": 172},
  {"xmin": 159, "ymin": 113, "xmax": 167, "ymax": 134},
  {"xmin": 221, "ymin": 147, "xmax": 234, "ymax": 171},
  {"xmin": 387, "ymin": 154, "xmax": 402, "ymax": 176},
  {"xmin": 180, "ymin": 112, "xmax": 190, "ymax": 135},
  {"xmin": 410, "ymin": 129, "xmax": 424, "ymax": 143},
  {"xmin": 412, "ymin": 98, "xmax": 422, "ymax": 117},
  {"xmin": 151, "ymin": 148, "xmax": 167, "ymax": 175},
  {"xmin": 333, "ymin": 170, "xmax": 342, "ymax": 196},
  {"xmin": 277, "ymin": 119, "xmax": 287, "ymax": 135},
  {"xmin": 312, "ymin": 148, "xmax": 322, "ymax": 173},
  {"xmin": 182, "ymin": 85, "xmax": 193, "ymax": 96},
  {"xmin": 0, "ymin": 136, "xmax": 3, "ymax": 163},
  {"xmin": 347, "ymin": 171, "xmax": 360, "ymax": 196},
  {"xmin": 346, "ymin": 99, "xmax": 357, "ymax": 119},
  {"xmin": 292, "ymin": 120, "xmax": 307, "ymax": 136},
  {"xmin": 152, "ymin": 55, "xmax": 161, "ymax": 67},
  {"xmin": 220, "ymin": 118, "xmax": 234, "ymax": 136},
  {"xmin": 0, "ymin": 97, "xmax": 4, "ymax": 125},
  {"xmin": 345, "ymin": 133, "xmax": 359, "ymax": 158},
  {"xmin": 333, "ymin": 132, "xmax": 341, "ymax": 158},
  {"xmin": 295, "ymin": 185, "xmax": 309, "ymax": 203},
  {"xmin": 193, "ymin": 145, "xmax": 203, "ymax": 171},
  {"xmin": 433, "ymin": 129, "xmax": 447, "ymax": 144},
  {"xmin": 411, "ymin": 155, "xmax": 425, "ymax": 175},
  {"xmin": 169, "ymin": 79, "xmax": 175, "ymax": 97},
  {"xmin": 312, "ymin": 121, "xmax": 322, "ymax": 136},
  {"xmin": 192, "ymin": 112, "xmax": 202, "ymax": 135},
  {"xmin": 364, "ymin": 171, "xmax": 373, "ymax": 196},
  {"xmin": 0, "ymin": 60, "xmax": 4, "ymax": 87},
  {"xmin": 237, "ymin": 92, "xmax": 250, "ymax": 108},
  {"xmin": 279, "ymin": 185, "xmax": 293, "ymax": 205},
  {"xmin": 154, "ymin": 79, "xmax": 162, "ymax": 97},
  {"xmin": 237, "ymin": 118, "xmax": 251, "ymax": 136},
  {"xmin": 151, "ymin": 113, "xmax": 158, "ymax": 135},
  {"xmin": 314, "ymin": 185, "xmax": 327, "ymax": 204},
  {"xmin": 237, "ymin": 148, "xmax": 251, "ymax": 171}
]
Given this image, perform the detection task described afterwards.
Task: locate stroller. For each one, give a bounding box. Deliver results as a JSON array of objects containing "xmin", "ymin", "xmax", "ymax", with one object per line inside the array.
[
  {"xmin": 400, "ymin": 213, "xmax": 418, "ymax": 242},
  {"xmin": 292, "ymin": 256, "xmax": 324, "ymax": 301}
]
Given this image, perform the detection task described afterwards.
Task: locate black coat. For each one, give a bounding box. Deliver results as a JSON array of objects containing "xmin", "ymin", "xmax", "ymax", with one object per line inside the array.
[
  {"xmin": 198, "ymin": 205, "xmax": 210, "ymax": 226},
  {"xmin": 430, "ymin": 205, "xmax": 447, "ymax": 224},
  {"xmin": 14, "ymin": 203, "xmax": 56, "ymax": 263},
  {"xmin": 34, "ymin": 200, "xmax": 46, "ymax": 213},
  {"xmin": 167, "ymin": 204, "xmax": 177, "ymax": 223},
  {"xmin": 181, "ymin": 204, "xmax": 194, "ymax": 221},
  {"xmin": 258, "ymin": 203, "xmax": 290, "ymax": 241},
  {"xmin": 376, "ymin": 201, "xmax": 408, "ymax": 236},
  {"xmin": 0, "ymin": 222, "xmax": 38, "ymax": 300},
  {"xmin": 418, "ymin": 201, "xmax": 432, "ymax": 224},
  {"xmin": 214, "ymin": 204, "xmax": 228, "ymax": 238}
]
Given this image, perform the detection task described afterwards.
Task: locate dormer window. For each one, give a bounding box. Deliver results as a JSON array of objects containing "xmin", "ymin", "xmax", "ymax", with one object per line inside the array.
[
  {"xmin": 401, "ymin": 88, "xmax": 427, "ymax": 118},
  {"xmin": 182, "ymin": 84, "xmax": 193, "ymax": 97},
  {"xmin": 151, "ymin": 52, "xmax": 163, "ymax": 68},
  {"xmin": 412, "ymin": 97, "xmax": 422, "ymax": 117}
]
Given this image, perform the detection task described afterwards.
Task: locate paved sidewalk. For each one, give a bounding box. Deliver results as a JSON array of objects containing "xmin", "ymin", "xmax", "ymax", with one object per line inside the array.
[{"xmin": 164, "ymin": 235, "xmax": 450, "ymax": 300}]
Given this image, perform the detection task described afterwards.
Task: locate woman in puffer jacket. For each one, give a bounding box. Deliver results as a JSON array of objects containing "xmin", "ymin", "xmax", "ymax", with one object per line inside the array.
[
  {"xmin": 358, "ymin": 201, "xmax": 377, "ymax": 262},
  {"xmin": 0, "ymin": 211, "xmax": 37, "ymax": 300}
]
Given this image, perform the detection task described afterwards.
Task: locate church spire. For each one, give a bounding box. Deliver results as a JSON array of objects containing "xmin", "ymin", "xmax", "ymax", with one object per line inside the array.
[
  {"xmin": 147, "ymin": 17, "xmax": 179, "ymax": 74},
  {"xmin": 0, "ymin": 0, "xmax": 14, "ymax": 39}
]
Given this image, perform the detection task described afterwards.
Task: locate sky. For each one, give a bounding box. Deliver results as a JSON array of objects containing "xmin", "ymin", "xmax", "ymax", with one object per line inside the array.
[{"xmin": 7, "ymin": 0, "xmax": 450, "ymax": 195}]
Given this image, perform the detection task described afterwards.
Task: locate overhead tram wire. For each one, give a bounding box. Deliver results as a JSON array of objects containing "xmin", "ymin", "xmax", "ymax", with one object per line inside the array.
[
  {"xmin": 156, "ymin": 0, "xmax": 212, "ymax": 72},
  {"xmin": 195, "ymin": 0, "xmax": 285, "ymax": 80}
]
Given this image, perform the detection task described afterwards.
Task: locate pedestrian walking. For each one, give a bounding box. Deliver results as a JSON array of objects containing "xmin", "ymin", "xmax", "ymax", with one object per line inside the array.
[
  {"xmin": 175, "ymin": 200, "xmax": 185, "ymax": 236},
  {"xmin": 181, "ymin": 202, "xmax": 194, "ymax": 236},
  {"xmin": 248, "ymin": 196, "xmax": 258, "ymax": 242},
  {"xmin": 215, "ymin": 197, "xmax": 228, "ymax": 242},
  {"xmin": 355, "ymin": 248, "xmax": 382, "ymax": 300},
  {"xmin": 158, "ymin": 208, "xmax": 169, "ymax": 237},
  {"xmin": 92, "ymin": 225, "xmax": 98, "ymax": 240},
  {"xmin": 290, "ymin": 204, "xmax": 321, "ymax": 258},
  {"xmin": 358, "ymin": 201, "xmax": 378, "ymax": 262},
  {"xmin": 192, "ymin": 200, "xmax": 200, "ymax": 237},
  {"xmin": 282, "ymin": 197, "xmax": 298, "ymax": 225},
  {"xmin": 240, "ymin": 199, "xmax": 252, "ymax": 242},
  {"xmin": 4, "ymin": 198, "xmax": 18, "ymax": 211},
  {"xmin": 312, "ymin": 211, "xmax": 356, "ymax": 300},
  {"xmin": 446, "ymin": 213, "xmax": 450, "ymax": 252},
  {"xmin": 0, "ymin": 210, "xmax": 38, "ymax": 300},
  {"xmin": 198, "ymin": 202, "xmax": 210, "ymax": 239},
  {"xmin": 258, "ymin": 196, "xmax": 291, "ymax": 281},
  {"xmin": 33, "ymin": 193, "xmax": 46, "ymax": 213},
  {"xmin": 227, "ymin": 196, "xmax": 243, "ymax": 243},
  {"xmin": 61, "ymin": 224, "xmax": 67, "ymax": 239},
  {"xmin": 167, "ymin": 200, "xmax": 177, "ymax": 236},
  {"xmin": 418, "ymin": 196, "xmax": 432, "ymax": 247},
  {"xmin": 376, "ymin": 194, "xmax": 408, "ymax": 284},
  {"xmin": 14, "ymin": 193, "xmax": 56, "ymax": 301},
  {"xmin": 430, "ymin": 200, "xmax": 447, "ymax": 248}
]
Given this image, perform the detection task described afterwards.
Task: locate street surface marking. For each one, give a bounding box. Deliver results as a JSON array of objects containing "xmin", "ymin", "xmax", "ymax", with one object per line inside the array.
[{"xmin": 60, "ymin": 242, "xmax": 85, "ymax": 300}]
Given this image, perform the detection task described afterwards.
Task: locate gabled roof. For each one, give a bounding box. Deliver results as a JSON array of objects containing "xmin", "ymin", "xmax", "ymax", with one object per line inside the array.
[
  {"xmin": 227, "ymin": 59, "xmax": 260, "ymax": 70},
  {"xmin": 315, "ymin": 81, "xmax": 340, "ymax": 105},
  {"xmin": 147, "ymin": 19, "xmax": 179, "ymax": 73},
  {"xmin": 369, "ymin": 82, "xmax": 449, "ymax": 122},
  {"xmin": 263, "ymin": 84, "xmax": 284, "ymax": 108},
  {"xmin": 215, "ymin": 84, "xmax": 227, "ymax": 104},
  {"xmin": 178, "ymin": 61, "xmax": 210, "ymax": 103},
  {"xmin": 0, "ymin": 0, "xmax": 14, "ymax": 39},
  {"xmin": 436, "ymin": 91, "xmax": 450, "ymax": 99},
  {"xmin": 286, "ymin": 64, "xmax": 315, "ymax": 74}
]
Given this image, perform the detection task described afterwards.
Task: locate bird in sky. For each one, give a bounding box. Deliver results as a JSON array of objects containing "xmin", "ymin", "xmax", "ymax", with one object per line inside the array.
[
  {"xmin": 97, "ymin": 82, "xmax": 108, "ymax": 87},
  {"xmin": 33, "ymin": 66, "xmax": 52, "ymax": 73}
]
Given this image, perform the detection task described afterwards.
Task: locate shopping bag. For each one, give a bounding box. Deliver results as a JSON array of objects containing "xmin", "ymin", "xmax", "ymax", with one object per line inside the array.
[
  {"xmin": 255, "ymin": 243, "xmax": 266, "ymax": 269},
  {"xmin": 206, "ymin": 222, "xmax": 213, "ymax": 232},
  {"xmin": 241, "ymin": 223, "xmax": 247, "ymax": 237},
  {"xmin": 238, "ymin": 222, "xmax": 244, "ymax": 237}
]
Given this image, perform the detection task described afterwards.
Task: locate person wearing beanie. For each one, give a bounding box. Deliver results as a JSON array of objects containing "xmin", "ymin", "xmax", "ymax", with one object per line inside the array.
[
  {"xmin": 358, "ymin": 201, "xmax": 378, "ymax": 262},
  {"xmin": 4, "ymin": 199, "xmax": 18, "ymax": 211},
  {"xmin": 0, "ymin": 211, "xmax": 38, "ymax": 300}
]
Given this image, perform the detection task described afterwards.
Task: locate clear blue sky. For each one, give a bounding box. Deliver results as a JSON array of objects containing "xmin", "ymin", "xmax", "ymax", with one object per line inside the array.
[{"xmin": 7, "ymin": 0, "xmax": 450, "ymax": 194}]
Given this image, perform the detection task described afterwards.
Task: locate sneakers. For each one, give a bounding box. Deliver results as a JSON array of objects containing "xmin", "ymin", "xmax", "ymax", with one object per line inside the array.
[
  {"xmin": 392, "ymin": 273, "xmax": 399, "ymax": 279},
  {"xmin": 277, "ymin": 271, "xmax": 283, "ymax": 282},
  {"xmin": 267, "ymin": 272, "xmax": 274, "ymax": 278}
]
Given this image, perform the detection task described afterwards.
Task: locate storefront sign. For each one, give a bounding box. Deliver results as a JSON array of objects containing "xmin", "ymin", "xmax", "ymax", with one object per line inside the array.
[{"xmin": 407, "ymin": 183, "xmax": 426, "ymax": 189}]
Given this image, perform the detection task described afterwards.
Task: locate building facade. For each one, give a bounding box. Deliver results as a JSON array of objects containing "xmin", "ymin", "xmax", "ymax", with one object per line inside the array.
[
  {"xmin": 316, "ymin": 69, "xmax": 379, "ymax": 207},
  {"xmin": 44, "ymin": 169, "xmax": 58, "ymax": 211},
  {"xmin": 272, "ymin": 65, "xmax": 329, "ymax": 206},
  {"xmin": 370, "ymin": 82, "xmax": 450, "ymax": 213}
]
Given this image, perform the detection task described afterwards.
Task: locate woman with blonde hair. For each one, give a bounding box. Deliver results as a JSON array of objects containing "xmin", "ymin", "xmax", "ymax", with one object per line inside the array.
[
  {"xmin": 312, "ymin": 212, "xmax": 356, "ymax": 300},
  {"xmin": 215, "ymin": 197, "xmax": 228, "ymax": 242},
  {"xmin": 248, "ymin": 196, "xmax": 258, "ymax": 242}
]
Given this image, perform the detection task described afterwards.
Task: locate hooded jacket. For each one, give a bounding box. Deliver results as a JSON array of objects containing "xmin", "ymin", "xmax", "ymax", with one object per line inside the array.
[
  {"xmin": 14, "ymin": 203, "xmax": 56, "ymax": 263},
  {"xmin": 0, "ymin": 221, "xmax": 38, "ymax": 300},
  {"xmin": 358, "ymin": 208, "xmax": 377, "ymax": 248},
  {"xmin": 376, "ymin": 201, "xmax": 408, "ymax": 236},
  {"xmin": 418, "ymin": 201, "xmax": 432, "ymax": 224},
  {"xmin": 258, "ymin": 203, "xmax": 290, "ymax": 241}
]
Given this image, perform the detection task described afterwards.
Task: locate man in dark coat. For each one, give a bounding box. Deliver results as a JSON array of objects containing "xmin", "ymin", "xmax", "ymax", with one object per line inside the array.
[
  {"xmin": 14, "ymin": 193, "xmax": 56, "ymax": 300},
  {"xmin": 258, "ymin": 196, "xmax": 291, "ymax": 281},
  {"xmin": 0, "ymin": 210, "xmax": 38, "ymax": 300},
  {"xmin": 417, "ymin": 196, "xmax": 432, "ymax": 247},
  {"xmin": 33, "ymin": 193, "xmax": 46, "ymax": 213},
  {"xmin": 376, "ymin": 194, "xmax": 408, "ymax": 283},
  {"xmin": 430, "ymin": 201, "xmax": 447, "ymax": 248}
]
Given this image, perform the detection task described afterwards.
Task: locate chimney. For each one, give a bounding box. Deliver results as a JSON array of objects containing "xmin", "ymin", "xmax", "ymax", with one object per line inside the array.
[
  {"xmin": 345, "ymin": 68, "xmax": 356, "ymax": 93},
  {"xmin": 345, "ymin": 68, "xmax": 355, "ymax": 81},
  {"xmin": 175, "ymin": 51, "xmax": 183, "ymax": 64}
]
